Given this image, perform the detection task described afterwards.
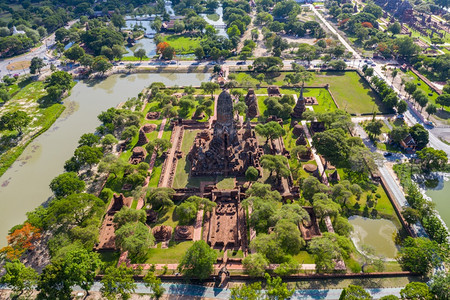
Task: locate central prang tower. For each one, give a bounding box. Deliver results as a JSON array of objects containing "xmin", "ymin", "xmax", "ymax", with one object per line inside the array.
[{"xmin": 187, "ymin": 89, "xmax": 263, "ymax": 176}]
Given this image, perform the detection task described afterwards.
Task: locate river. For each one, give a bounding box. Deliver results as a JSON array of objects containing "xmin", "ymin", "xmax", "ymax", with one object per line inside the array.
[{"xmin": 0, "ymin": 73, "xmax": 210, "ymax": 247}]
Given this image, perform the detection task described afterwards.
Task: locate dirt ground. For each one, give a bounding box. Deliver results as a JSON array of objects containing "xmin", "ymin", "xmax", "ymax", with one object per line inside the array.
[{"xmin": 6, "ymin": 60, "xmax": 31, "ymax": 71}]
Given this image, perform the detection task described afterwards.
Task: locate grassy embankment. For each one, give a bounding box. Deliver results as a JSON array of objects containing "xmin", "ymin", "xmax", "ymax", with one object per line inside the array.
[{"xmin": 0, "ymin": 79, "xmax": 75, "ymax": 177}]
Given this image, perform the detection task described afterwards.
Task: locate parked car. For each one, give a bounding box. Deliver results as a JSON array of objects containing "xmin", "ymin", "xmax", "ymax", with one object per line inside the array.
[
  {"xmin": 170, "ymin": 60, "xmax": 177, "ymax": 65},
  {"xmin": 384, "ymin": 152, "xmax": 392, "ymax": 157},
  {"xmin": 236, "ymin": 61, "xmax": 246, "ymax": 65},
  {"xmin": 424, "ymin": 120, "xmax": 434, "ymax": 127}
]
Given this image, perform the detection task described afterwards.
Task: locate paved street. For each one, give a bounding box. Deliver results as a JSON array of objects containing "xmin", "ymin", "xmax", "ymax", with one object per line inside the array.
[{"xmin": 69, "ymin": 282, "xmax": 403, "ymax": 300}]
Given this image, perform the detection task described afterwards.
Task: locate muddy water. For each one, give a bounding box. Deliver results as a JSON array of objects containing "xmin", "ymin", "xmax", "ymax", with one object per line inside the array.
[
  {"xmin": 349, "ymin": 216, "xmax": 399, "ymax": 259},
  {"xmin": 0, "ymin": 73, "xmax": 209, "ymax": 246},
  {"xmin": 424, "ymin": 175, "xmax": 450, "ymax": 228}
]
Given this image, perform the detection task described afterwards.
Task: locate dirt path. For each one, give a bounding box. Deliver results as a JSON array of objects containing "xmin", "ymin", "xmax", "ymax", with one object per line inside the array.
[
  {"xmin": 237, "ymin": 11, "xmax": 256, "ymax": 53},
  {"xmin": 159, "ymin": 124, "xmax": 182, "ymax": 188},
  {"xmin": 193, "ymin": 209, "xmax": 204, "ymax": 241}
]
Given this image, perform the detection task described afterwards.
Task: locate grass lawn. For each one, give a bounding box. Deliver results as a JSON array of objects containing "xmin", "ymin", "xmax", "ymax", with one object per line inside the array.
[
  {"xmin": 162, "ymin": 35, "xmax": 204, "ymax": 55},
  {"xmin": 216, "ymin": 177, "xmax": 236, "ymax": 189},
  {"xmin": 401, "ymin": 70, "xmax": 449, "ymax": 113},
  {"xmin": 292, "ymin": 250, "xmax": 315, "ymax": 264},
  {"xmin": 206, "ymin": 13, "xmax": 220, "ymax": 21},
  {"xmin": 143, "ymin": 240, "xmax": 195, "ymax": 264},
  {"xmin": 234, "ymin": 71, "xmax": 386, "ymax": 115},
  {"xmin": 173, "ymin": 129, "xmax": 200, "ymax": 188}
]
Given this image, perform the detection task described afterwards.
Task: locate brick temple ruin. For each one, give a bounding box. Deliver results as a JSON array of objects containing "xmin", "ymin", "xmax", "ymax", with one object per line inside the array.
[
  {"xmin": 203, "ymin": 189, "xmax": 247, "ymax": 253},
  {"xmin": 187, "ymin": 90, "xmax": 263, "ymax": 177}
]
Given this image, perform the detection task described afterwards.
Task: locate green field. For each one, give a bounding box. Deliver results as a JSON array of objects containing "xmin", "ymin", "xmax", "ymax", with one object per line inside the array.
[
  {"xmin": 234, "ymin": 71, "xmax": 386, "ymax": 115},
  {"xmin": 162, "ymin": 35, "xmax": 204, "ymax": 55}
]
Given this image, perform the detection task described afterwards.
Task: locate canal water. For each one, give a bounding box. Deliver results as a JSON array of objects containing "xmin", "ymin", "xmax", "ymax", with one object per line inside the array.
[
  {"xmin": 423, "ymin": 173, "xmax": 450, "ymax": 228},
  {"xmin": 348, "ymin": 216, "xmax": 399, "ymax": 259},
  {"xmin": 0, "ymin": 73, "xmax": 209, "ymax": 247},
  {"xmin": 124, "ymin": 5, "xmax": 227, "ymax": 57}
]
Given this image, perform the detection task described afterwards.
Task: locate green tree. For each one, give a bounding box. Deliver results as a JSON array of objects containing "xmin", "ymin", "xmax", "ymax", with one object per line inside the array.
[
  {"xmin": 30, "ymin": 57, "xmax": 45, "ymax": 74},
  {"xmin": 242, "ymin": 253, "xmax": 269, "ymax": 277},
  {"xmin": 63, "ymin": 248, "xmax": 102, "ymax": 296},
  {"xmin": 265, "ymin": 273, "xmax": 295, "ymax": 300},
  {"xmin": 404, "ymin": 82, "xmax": 417, "ymax": 99},
  {"xmin": 64, "ymin": 44, "xmax": 85, "ymax": 62},
  {"xmin": 274, "ymin": 219, "xmax": 305, "ymax": 255},
  {"xmin": 134, "ymin": 48, "xmax": 147, "ymax": 62},
  {"xmin": 100, "ymin": 265, "xmax": 137, "ymax": 300},
  {"xmin": 402, "ymin": 207, "xmax": 421, "ymax": 225},
  {"xmin": 339, "ymin": 284, "xmax": 371, "ymax": 300},
  {"xmin": 147, "ymin": 188, "xmax": 175, "ymax": 210},
  {"xmin": 312, "ymin": 193, "xmax": 341, "ymax": 220},
  {"xmin": 115, "ymin": 222, "xmax": 155, "ymax": 258},
  {"xmin": 78, "ymin": 133, "xmax": 100, "ymax": 147},
  {"xmin": 46, "ymin": 70, "xmax": 72, "ymax": 91},
  {"xmin": 46, "ymin": 193, "xmax": 104, "ymax": 226},
  {"xmin": 176, "ymin": 201, "xmax": 198, "ymax": 224},
  {"xmin": 409, "ymin": 124, "xmax": 429, "ymax": 149},
  {"xmin": 101, "ymin": 134, "xmax": 118, "ymax": 151},
  {"xmin": 435, "ymin": 93, "xmax": 450, "ymax": 110},
  {"xmin": 92, "ymin": 56, "xmax": 113, "ymax": 75},
  {"xmin": 178, "ymin": 240, "xmax": 217, "ymax": 279},
  {"xmin": 37, "ymin": 261, "xmax": 72, "ymax": 300},
  {"xmin": 365, "ymin": 119, "xmax": 383, "ymax": 139},
  {"xmin": 74, "ymin": 145, "xmax": 103, "ymax": 168},
  {"xmin": 302, "ymin": 176, "xmax": 329, "ymax": 200},
  {"xmin": 113, "ymin": 206, "xmax": 146, "ymax": 228},
  {"xmin": 312, "ymin": 129, "xmax": 349, "ymax": 167},
  {"xmin": 394, "ymin": 36, "xmax": 421, "ymax": 58},
  {"xmin": 143, "ymin": 267, "xmax": 165, "ymax": 299},
  {"xmin": 400, "ymin": 282, "xmax": 432, "ymax": 300},
  {"xmin": 398, "ymin": 237, "xmax": 446, "ymax": 275},
  {"xmin": 111, "ymin": 14, "xmax": 126, "ymax": 30},
  {"xmin": 1, "ymin": 260, "xmax": 38, "ymax": 297},
  {"xmin": 245, "ymin": 166, "xmax": 259, "ymax": 182},
  {"xmin": 162, "ymin": 46, "xmax": 175, "ymax": 60},
  {"xmin": 397, "ymin": 100, "xmax": 408, "ymax": 114},
  {"xmin": 230, "ymin": 281, "xmax": 263, "ymax": 299},
  {"xmin": 416, "ymin": 147, "xmax": 448, "ymax": 171},
  {"xmin": 0, "ymin": 88, "xmax": 10, "ymax": 102},
  {"xmin": 425, "ymin": 103, "xmax": 437, "ymax": 118},
  {"xmin": 255, "ymin": 121, "xmax": 285, "ymax": 144},
  {"xmin": 429, "ymin": 272, "xmax": 449, "ymax": 300},
  {"xmin": 0, "ymin": 110, "xmax": 31, "ymax": 135},
  {"xmin": 50, "ymin": 172, "xmax": 85, "ymax": 198},
  {"xmin": 388, "ymin": 22, "xmax": 401, "ymax": 36},
  {"xmin": 201, "ymin": 82, "xmax": 220, "ymax": 99},
  {"xmin": 260, "ymin": 155, "xmax": 290, "ymax": 183},
  {"xmin": 146, "ymin": 138, "xmax": 172, "ymax": 157},
  {"xmin": 194, "ymin": 47, "xmax": 205, "ymax": 60},
  {"xmin": 121, "ymin": 125, "xmax": 139, "ymax": 140},
  {"xmin": 297, "ymin": 44, "xmax": 316, "ymax": 65}
]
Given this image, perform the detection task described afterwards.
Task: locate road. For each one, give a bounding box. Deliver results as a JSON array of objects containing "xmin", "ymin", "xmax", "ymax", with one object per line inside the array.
[
  {"xmin": 0, "ymin": 20, "xmax": 78, "ymax": 76},
  {"xmin": 70, "ymin": 282, "xmax": 403, "ymax": 300},
  {"xmin": 309, "ymin": 5, "xmax": 450, "ymax": 156}
]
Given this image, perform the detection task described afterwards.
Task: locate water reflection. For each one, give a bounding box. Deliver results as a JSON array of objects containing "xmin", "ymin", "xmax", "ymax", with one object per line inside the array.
[{"xmin": 0, "ymin": 73, "xmax": 210, "ymax": 246}]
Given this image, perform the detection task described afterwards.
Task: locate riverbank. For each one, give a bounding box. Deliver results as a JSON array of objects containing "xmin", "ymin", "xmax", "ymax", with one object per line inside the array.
[
  {"xmin": 0, "ymin": 73, "xmax": 209, "ymax": 248},
  {"xmin": 0, "ymin": 79, "xmax": 76, "ymax": 178}
]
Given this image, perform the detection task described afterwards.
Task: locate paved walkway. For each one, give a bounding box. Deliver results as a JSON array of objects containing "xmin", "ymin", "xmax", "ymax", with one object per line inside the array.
[
  {"xmin": 301, "ymin": 121, "xmax": 328, "ymax": 185},
  {"xmin": 193, "ymin": 209, "xmax": 204, "ymax": 241}
]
